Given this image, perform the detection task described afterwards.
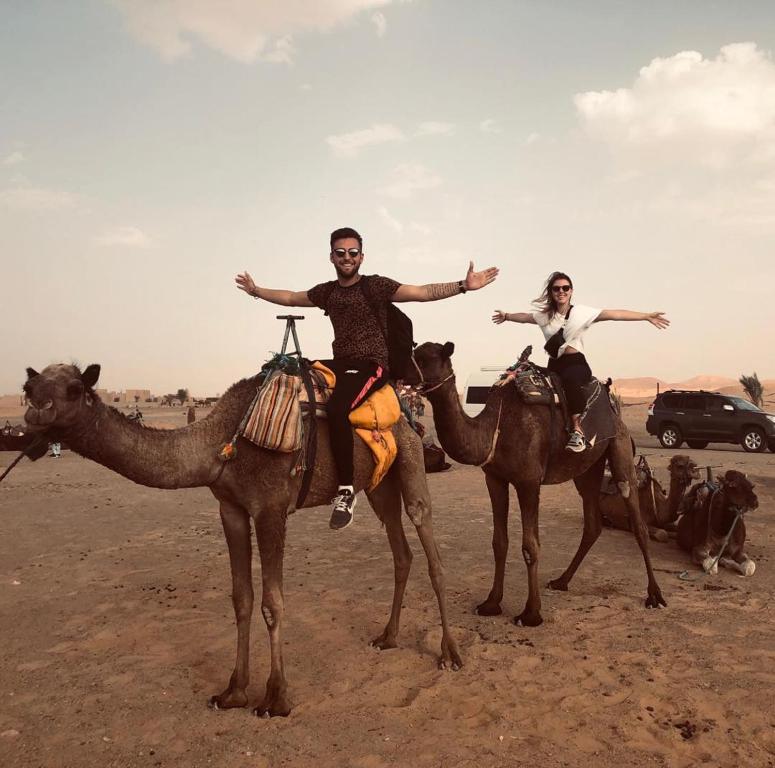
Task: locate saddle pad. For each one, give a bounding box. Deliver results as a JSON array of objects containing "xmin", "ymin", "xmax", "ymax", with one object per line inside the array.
[{"xmin": 578, "ymin": 379, "xmax": 618, "ymax": 448}]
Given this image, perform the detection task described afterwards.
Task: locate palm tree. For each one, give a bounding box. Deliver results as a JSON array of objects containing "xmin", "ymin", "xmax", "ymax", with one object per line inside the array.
[{"xmin": 739, "ymin": 373, "xmax": 764, "ymax": 408}]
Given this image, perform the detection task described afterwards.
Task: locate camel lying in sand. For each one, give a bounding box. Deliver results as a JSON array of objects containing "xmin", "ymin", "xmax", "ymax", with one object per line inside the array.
[
  {"xmin": 601, "ymin": 455, "xmax": 700, "ymax": 542},
  {"xmin": 677, "ymin": 470, "xmax": 758, "ymax": 576}
]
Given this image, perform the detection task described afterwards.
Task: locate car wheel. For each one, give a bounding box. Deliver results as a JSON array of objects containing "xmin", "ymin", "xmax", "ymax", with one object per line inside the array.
[
  {"xmin": 658, "ymin": 424, "xmax": 683, "ymax": 449},
  {"xmin": 741, "ymin": 427, "xmax": 766, "ymax": 453},
  {"xmin": 686, "ymin": 440, "xmax": 708, "ymax": 449}
]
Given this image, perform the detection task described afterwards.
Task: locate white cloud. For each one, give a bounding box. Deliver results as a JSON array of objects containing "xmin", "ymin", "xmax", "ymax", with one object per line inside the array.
[
  {"xmin": 372, "ymin": 11, "xmax": 387, "ymax": 38},
  {"xmin": 480, "ymin": 118, "xmax": 502, "ymax": 134},
  {"xmin": 326, "ymin": 123, "xmax": 405, "ymax": 157},
  {"xmin": 416, "ymin": 121, "xmax": 456, "ymax": 137},
  {"xmin": 525, "ymin": 132, "xmax": 540, "ymax": 145},
  {"xmin": 377, "ymin": 205, "xmax": 403, "ymax": 233},
  {"xmin": 94, "ymin": 226, "xmax": 152, "ymax": 248},
  {"xmin": 379, "ymin": 163, "xmax": 442, "ymax": 199},
  {"xmin": 0, "ymin": 185, "xmax": 77, "ymax": 211},
  {"xmin": 2, "ymin": 151, "xmax": 24, "ymax": 166},
  {"xmin": 575, "ymin": 43, "xmax": 775, "ymax": 169},
  {"xmin": 113, "ymin": 0, "xmax": 401, "ymax": 63}
]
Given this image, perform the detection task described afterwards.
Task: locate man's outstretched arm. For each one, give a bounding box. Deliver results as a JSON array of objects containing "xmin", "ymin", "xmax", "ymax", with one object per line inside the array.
[
  {"xmin": 235, "ymin": 271, "xmax": 314, "ymax": 307},
  {"xmin": 391, "ymin": 261, "xmax": 499, "ymax": 302}
]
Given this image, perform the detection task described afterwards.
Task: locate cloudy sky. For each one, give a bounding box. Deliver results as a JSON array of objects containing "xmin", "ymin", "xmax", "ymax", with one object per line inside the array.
[{"xmin": 2, "ymin": 0, "xmax": 775, "ymax": 396}]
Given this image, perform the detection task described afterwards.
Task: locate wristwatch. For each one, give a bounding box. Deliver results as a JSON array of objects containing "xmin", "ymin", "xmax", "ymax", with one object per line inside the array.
[{"xmin": 458, "ymin": 280, "xmax": 467, "ymax": 294}]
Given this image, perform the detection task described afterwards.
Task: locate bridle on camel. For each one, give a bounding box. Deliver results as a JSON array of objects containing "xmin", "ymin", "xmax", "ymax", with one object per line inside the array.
[
  {"xmin": 412, "ymin": 369, "xmax": 502, "ymax": 468},
  {"xmin": 0, "ymin": 435, "xmax": 46, "ymax": 485}
]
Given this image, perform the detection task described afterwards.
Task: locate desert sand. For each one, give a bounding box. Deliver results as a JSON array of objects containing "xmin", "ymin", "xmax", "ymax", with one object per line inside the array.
[{"xmin": 1, "ymin": 401, "xmax": 774, "ymax": 768}]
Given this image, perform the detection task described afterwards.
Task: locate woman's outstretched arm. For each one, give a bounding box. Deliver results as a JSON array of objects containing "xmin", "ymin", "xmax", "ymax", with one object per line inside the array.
[
  {"xmin": 492, "ymin": 310, "xmax": 537, "ymax": 325},
  {"xmin": 596, "ymin": 310, "xmax": 669, "ymax": 328}
]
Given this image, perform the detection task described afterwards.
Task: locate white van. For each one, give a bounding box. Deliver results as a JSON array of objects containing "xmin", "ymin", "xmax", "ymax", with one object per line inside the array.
[{"xmin": 462, "ymin": 366, "xmax": 507, "ymax": 417}]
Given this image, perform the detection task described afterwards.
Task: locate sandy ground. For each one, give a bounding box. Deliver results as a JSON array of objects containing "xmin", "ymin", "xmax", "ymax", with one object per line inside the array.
[{"xmin": 1, "ymin": 403, "xmax": 775, "ymax": 768}]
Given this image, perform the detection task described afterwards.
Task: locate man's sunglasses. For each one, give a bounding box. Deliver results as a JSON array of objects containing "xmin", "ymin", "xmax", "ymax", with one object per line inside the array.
[
  {"xmin": 332, "ymin": 248, "xmax": 361, "ymax": 258},
  {"xmin": 551, "ymin": 285, "xmax": 572, "ymax": 293}
]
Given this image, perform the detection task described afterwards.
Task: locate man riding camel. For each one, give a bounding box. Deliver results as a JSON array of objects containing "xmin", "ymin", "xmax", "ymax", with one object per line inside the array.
[{"xmin": 236, "ymin": 226, "xmax": 498, "ymax": 530}]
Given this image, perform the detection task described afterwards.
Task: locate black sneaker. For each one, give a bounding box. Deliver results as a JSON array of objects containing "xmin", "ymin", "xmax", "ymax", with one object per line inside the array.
[{"xmin": 329, "ymin": 489, "xmax": 357, "ymax": 530}]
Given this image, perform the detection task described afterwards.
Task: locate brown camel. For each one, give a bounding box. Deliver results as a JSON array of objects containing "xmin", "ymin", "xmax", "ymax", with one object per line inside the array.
[
  {"xmin": 22, "ymin": 363, "xmax": 462, "ymax": 717},
  {"xmin": 677, "ymin": 470, "xmax": 758, "ymax": 576},
  {"xmin": 601, "ymin": 455, "xmax": 700, "ymax": 542},
  {"xmin": 408, "ymin": 342, "xmax": 666, "ymax": 626}
]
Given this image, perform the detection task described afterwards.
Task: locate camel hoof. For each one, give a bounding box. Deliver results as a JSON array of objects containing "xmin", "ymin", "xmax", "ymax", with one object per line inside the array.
[
  {"xmin": 370, "ymin": 634, "xmax": 398, "ymax": 651},
  {"xmin": 208, "ymin": 690, "xmax": 248, "ymax": 710},
  {"xmin": 439, "ymin": 650, "xmax": 464, "ymax": 671},
  {"xmin": 476, "ymin": 600, "xmax": 502, "ymax": 616},
  {"xmin": 650, "ymin": 529, "xmax": 669, "ymax": 543},
  {"xmin": 513, "ymin": 611, "xmax": 543, "ymax": 627},
  {"xmin": 645, "ymin": 591, "xmax": 667, "ymax": 609},
  {"xmin": 253, "ymin": 699, "xmax": 291, "ymax": 718},
  {"xmin": 547, "ymin": 578, "xmax": 568, "ymax": 592}
]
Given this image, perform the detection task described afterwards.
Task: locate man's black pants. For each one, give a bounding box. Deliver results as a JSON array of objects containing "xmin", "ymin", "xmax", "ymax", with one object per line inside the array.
[{"xmin": 322, "ymin": 358, "xmax": 389, "ymax": 487}]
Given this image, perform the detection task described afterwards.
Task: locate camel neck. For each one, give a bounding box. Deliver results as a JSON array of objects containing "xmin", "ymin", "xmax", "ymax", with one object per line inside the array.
[
  {"xmin": 426, "ymin": 378, "xmax": 501, "ymax": 465},
  {"xmin": 65, "ymin": 399, "xmax": 237, "ymax": 490}
]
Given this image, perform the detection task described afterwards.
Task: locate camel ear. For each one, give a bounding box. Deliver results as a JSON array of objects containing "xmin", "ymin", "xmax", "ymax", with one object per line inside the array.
[
  {"xmin": 81, "ymin": 364, "xmax": 101, "ymax": 388},
  {"xmin": 26, "ymin": 367, "xmax": 39, "ymax": 380},
  {"xmin": 441, "ymin": 341, "xmax": 455, "ymax": 358}
]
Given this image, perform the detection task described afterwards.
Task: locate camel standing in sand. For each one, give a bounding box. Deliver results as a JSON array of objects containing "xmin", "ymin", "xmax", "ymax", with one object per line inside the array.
[
  {"xmin": 408, "ymin": 342, "xmax": 665, "ymax": 626},
  {"xmin": 22, "ymin": 362, "xmax": 461, "ymax": 717},
  {"xmin": 601, "ymin": 455, "xmax": 700, "ymax": 541}
]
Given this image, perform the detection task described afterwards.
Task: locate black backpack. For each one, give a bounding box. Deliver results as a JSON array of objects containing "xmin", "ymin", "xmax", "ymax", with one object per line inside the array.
[{"xmin": 359, "ymin": 275, "xmax": 415, "ymax": 380}]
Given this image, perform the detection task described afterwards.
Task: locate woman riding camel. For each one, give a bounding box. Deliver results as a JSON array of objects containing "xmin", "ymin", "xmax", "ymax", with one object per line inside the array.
[{"xmin": 492, "ymin": 272, "xmax": 669, "ymax": 452}]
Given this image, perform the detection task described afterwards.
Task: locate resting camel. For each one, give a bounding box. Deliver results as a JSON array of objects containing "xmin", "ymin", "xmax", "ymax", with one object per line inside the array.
[
  {"xmin": 22, "ymin": 363, "xmax": 462, "ymax": 717},
  {"xmin": 601, "ymin": 455, "xmax": 700, "ymax": 542},
  {"xmin": 408, "ymin": 342, "xmax": 666, "ymax": 626},
  {"xmin": 677, "ymin": 470, "xmax": 758, "ymax": 576}
]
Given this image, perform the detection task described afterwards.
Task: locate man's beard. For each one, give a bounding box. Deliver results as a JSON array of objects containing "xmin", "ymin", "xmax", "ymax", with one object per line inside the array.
[{"xmin": 334, "ymin": 263, "xmax": 360, "ymax": 279}]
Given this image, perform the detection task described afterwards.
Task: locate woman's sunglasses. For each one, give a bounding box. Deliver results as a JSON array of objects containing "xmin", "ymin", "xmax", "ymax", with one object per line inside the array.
[
  {"xmin": 332, "ymin": 248, "xmax": 361, "ymax": 258},
  {"xmin": 551, "ymin": 285, "xmax": 572, "ymax": 293}
]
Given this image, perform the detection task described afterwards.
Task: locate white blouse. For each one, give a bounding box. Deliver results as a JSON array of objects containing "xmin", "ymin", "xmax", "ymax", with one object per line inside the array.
[{"xmin": 532, "ymin": 304, "xmax": 601, "ymax": 357}]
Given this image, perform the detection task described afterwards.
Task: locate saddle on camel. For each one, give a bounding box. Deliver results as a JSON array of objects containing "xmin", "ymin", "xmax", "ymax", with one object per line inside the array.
[{"xmin": 677, "ymin": 469, "xmax": 758, "ymax": 577}]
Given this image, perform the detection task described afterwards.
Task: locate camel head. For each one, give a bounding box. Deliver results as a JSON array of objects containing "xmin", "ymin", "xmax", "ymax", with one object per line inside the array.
[
  {"xmin": 23, "ymin": 363, "xmax": 101, "ymax": 434},
  {"xmin": 719, "ymin": 470, "xmax": 758, "ymax": 511},
  {"xmin": 667, "ymin": 455, "xmax": 700, "ymax": 484},
  {"xmin": 406, "ymin": 342, "xmax": 455, "ymax": 390}
]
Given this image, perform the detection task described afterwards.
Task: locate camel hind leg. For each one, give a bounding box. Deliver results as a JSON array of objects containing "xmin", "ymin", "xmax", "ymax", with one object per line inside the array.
[
  {"xmin": 394, "ymin": 421, "xmax": 462, "ymax": 670},
  {"xmin": 209, "ymin": 500, "xmax": 253, "ymax": 711},
  {"xmin": 477, "ymin": 470, "xmax": 509, "ymax": 616},
  {"xmin": 606, "ymin": 438, "xmax": 667, "ymax": 608},
  {"xmin": 548, "ymin": 455, "xmax": 605, "ymax": 592},
  {"xmin": 366, "ymin": 471, "xmax": 413, "ymax": 650}
]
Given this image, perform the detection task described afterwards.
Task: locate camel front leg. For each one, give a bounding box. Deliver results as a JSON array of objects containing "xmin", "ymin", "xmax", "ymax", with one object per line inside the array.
[
  {"xmin": 548, "ymin": 459, "xmax": 605, "ymax": 593},
  {"xmin": 719, "ymin": 554, "xmax": 756, "ymax": 577},
  {"xmin": 412, "ymin": 508, "xmax": 463, "ymax": 670},
  {"xmin": 209, "ymin": 501, "xmax": 253, "ymax": 710},
  {"xmin": 514, "ymin": 481, "xmax": 543, "ymax": 626},
  {"xmin": 253, "ymin": 507, "xmax": 291, "ymax": 717},
  {"xmin": 477, "ymin": 471, "xmax": 509, "ymax": 616},
  {"xmin": 366, "ymin": 475, "xmax": 413, "ymax": 650}
]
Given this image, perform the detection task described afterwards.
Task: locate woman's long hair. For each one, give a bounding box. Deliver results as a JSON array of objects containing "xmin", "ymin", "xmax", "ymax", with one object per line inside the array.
[{"xmin": 532, "ymin": 271, "xmax": 573, "ymax": 319}]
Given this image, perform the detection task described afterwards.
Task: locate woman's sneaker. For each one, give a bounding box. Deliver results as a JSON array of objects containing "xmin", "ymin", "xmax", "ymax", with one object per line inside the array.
[
  {"xmin": 329, "ymin": 489, "xmax": 357, "ymax": 530},
  {"xmin": 565, "ymin": 430, "xmax": 586, "ymax": 453}
]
